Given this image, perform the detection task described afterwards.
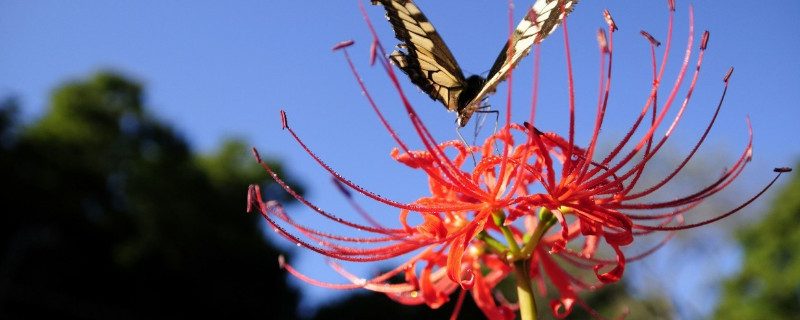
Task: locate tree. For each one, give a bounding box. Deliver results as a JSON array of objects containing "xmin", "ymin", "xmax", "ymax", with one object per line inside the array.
[
  {"xmin": 714, "ymin": 165, "xmax": 800, "ymax": 319},
  {"xmin": 0, "ymin": 72, "xmax": 301, "ymax": 319}
]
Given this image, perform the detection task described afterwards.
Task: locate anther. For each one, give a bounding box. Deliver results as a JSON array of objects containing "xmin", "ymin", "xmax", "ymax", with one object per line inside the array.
[
  {"xmin": 603, "ymin": 10, "xmax": 618, "ymax": 31},
  {"xmin": 332, "ymin": 39, "xmax": 355, "ymax": 51},
  {"xmin": 640, "ymin": 31, "xmax": 661, "ymax": 46}
]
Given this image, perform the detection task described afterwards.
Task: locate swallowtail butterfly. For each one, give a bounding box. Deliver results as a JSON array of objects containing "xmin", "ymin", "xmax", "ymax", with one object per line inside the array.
[{"xmin": 372, "ymin": 0, "xmax": 578, "ymax": 127}]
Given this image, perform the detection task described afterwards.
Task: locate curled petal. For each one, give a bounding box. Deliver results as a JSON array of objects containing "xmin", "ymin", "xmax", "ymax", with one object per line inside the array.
[
  {"xmin": 550, "ymin": 297, "xmax": 575, "ymax": 319},
  {"xmin": 594, "ymin": 246, "xmax": 625, "ymax": 283}
]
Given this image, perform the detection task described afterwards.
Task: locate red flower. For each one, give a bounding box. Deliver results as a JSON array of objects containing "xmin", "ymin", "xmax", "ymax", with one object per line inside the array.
[{"xmin": 247, "ymin": 2, "xmax": 789, "ymax": 319}]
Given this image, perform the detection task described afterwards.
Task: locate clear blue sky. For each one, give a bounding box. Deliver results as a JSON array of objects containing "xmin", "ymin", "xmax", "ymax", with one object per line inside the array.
[{"xmin": 3, "ymin": 1, "xmax": 798, "ymax": 318}]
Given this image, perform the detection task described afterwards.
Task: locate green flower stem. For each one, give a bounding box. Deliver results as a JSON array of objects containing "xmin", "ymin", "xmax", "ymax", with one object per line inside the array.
[
  {"xmin": 476, "ymin": 231, "xmax": 508, "ymax": 255},
  {"xmin": 487, "ymin": 208, "xmax": 559, "ymax": 320},
  {"xmin": 519, "ymin": 207, "xmax": 558, "ymax": 258},
  {"xmin": 515, "ymin": 207, "xmax": 559, "ymax": 320},
  {"xmin": 492, "ymin": 210, "xmax": 521, "ymax": 256},
  {"xmin": 514, "ymin": 259, "xmax": 536, "ymax": 320}
]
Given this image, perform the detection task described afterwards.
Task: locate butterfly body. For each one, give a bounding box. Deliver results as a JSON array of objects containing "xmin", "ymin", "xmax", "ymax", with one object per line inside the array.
[
  {"xmin": 372, "ymin": 0, "xmax": 578, "ymax": 127},
  {"xmin": 456, "ymin": 75, "xmax": 488, "ymax": 126}
]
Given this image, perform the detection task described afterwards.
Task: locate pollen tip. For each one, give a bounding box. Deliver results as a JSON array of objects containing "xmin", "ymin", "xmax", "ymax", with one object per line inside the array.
[
  {"xmin": 700, "ymin": 31, "xmax": 710, "ymax": 50},
  {"xmin": 774, "ymin": 167, "xmax": 792, "ymax": 173},
  {"xmin": 369, "ymin": 40, "xmax": 378, "ymax": 65},
  {"xmin": 723, "ymin": 67, "xmax": 734, "ymax": 83},
  {"xmin": 602, "ymin": 10, "xmax": 618, "ymax": 32},
  {"xmin": 640, "ymin": 30, "xmax": 661, "ymax": 46},
  {"xmin": 332, "ymin": 39, "xmax": 355, "ymax": 51},
  {"xmin": 278, "ymin": 255, "xmax": 286, "ymax": 269},
  {"xmin": 522, "ymin": 121, "xmax": 532, "ymax": 129},
  {"xmin": 246, "ymin": 185, "xmax": 254, "ymax": 212},
  {"xmin": 597, "ymin": 29, "xmax": 608, "ymax": 52},
  {"xmin": 280, "ymin": 110, "xmax": 289, "ymax": 129},
  {"xmin": 668, "ymin": 0, "xmax": 676, "ymax": 11},
  {"xmin": 251, "ymin": 147, "xmax": 262, "ymax": 163}
]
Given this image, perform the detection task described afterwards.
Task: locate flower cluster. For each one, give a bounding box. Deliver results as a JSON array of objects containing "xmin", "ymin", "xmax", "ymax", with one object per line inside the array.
[{"xmin": 248, "ymin": 2, "xmax": 789, "ymax": 319}]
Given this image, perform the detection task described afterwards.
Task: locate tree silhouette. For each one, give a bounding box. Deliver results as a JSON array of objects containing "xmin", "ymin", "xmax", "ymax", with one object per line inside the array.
[{"xmin": 0, "ymin": 72, "xmax": 301, "ymax": 319}]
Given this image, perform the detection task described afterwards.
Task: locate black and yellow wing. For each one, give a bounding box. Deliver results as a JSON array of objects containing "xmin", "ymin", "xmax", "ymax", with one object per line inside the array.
[
  {"xmin": 372, "ymin": 0, "xmax": 578, "ymax": 127},
  {"xmin": 470, "ymin": 0, "xmax": 579, "ymax": 122},
  {"xmin": 371, "ymin": 0, "xmax": 468, "ymax": 116}
]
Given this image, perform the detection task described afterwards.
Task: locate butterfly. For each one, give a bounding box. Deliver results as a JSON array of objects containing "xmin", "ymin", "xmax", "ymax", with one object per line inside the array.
[{"xmin": 372, "ymin": 0, "xmax": 578, "ymax": 127}]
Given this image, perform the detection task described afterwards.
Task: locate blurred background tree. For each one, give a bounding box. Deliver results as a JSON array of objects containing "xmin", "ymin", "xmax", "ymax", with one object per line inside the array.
[
  {"xmin": 714, "ymin": 163, "xmax": 800, "ymax": 319},
  {"xmin": 0, "ymin": 72, "xmax": 302, "ymax": 319}
]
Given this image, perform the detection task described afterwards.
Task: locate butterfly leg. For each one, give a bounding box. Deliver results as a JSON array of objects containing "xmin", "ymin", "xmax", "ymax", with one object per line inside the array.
[
  {"xmin": 455, "ymin": 126, "xmax": 479, "ymax": 166},
  {"xmin": 474, "ymin": 108, "xmax": 501, "ymax": 154}
]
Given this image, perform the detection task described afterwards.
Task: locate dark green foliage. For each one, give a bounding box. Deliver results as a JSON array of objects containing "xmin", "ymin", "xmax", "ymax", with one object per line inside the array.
[
  {"xmin": 569, "ymin": 282, "xmax": 672, "ymax": 320},
  {"xmin": 311, "ymin": 290, "xmax": 487, "ymax": 320},
  {"xmin": 0, "ymin": 72, "xmax": 300, "ymax": 319},
  {"xmin": 714, "ymin": 167, "xmax": 800, "ymax": 319}
]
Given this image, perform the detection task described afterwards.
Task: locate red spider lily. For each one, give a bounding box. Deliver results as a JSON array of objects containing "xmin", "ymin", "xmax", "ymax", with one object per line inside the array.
[{"xmin": 247, "ymin": 1, "xmax": 789, "ymax": 319}]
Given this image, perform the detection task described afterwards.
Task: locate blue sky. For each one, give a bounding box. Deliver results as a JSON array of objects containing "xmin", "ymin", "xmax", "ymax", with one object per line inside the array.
[{"xmin": 3, "ymin": 1, "xmax": 799, "ymax": 318}]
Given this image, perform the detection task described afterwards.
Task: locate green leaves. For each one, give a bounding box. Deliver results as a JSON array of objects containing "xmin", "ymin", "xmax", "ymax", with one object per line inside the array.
[{"xmin": 715, "ymin": 162, "xmax": 800, "ymax": 319}]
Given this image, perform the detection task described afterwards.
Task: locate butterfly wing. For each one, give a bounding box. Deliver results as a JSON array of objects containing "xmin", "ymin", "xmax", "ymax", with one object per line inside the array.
[
  {"xmin": 459, "ymin": 0, "xmax": 579, "ymax": 125},
  {"xmin": 371, "ymin": 0, "xmax": 468, "ymax": 114}
]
